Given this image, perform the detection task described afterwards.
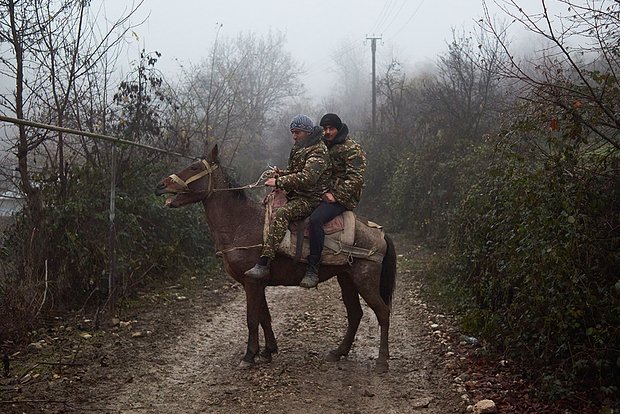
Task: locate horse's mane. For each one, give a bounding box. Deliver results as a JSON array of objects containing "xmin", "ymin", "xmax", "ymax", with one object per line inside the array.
[{"xmin": 219, "ymin": 164, "xmax": 248, "ymax": 200}]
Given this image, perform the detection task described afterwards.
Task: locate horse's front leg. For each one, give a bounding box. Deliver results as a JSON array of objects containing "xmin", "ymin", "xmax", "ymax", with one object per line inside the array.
[
  {"xmin": 240, "ymin": 280, "xmax": 265, "ymax": 368},
  {"xmin": 327, "ymin": 274, "xmax": 363, "ymax": 362},
  {"xmin": 258, "ymin": 291, "xmax": 278, "ymax": 363}
]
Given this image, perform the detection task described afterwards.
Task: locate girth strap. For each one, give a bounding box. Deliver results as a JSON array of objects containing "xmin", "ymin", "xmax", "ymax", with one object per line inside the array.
[{"xmin": 324, "ymin": 237, "xmax": 384, "ymax": 263}]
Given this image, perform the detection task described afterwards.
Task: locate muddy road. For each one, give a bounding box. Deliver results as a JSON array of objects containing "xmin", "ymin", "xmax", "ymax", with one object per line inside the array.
[{"xmin": 3, "ymin": 241, "xmax": 468, "ymax": 413}]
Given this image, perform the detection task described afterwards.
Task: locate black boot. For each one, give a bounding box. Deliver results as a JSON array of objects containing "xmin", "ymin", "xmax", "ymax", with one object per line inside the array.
[
  {"xmin": 245, "ymin": 256, "xmax": 271, "ymax": 279},
  {"xmin": 300, "ymin": 255, "xmax": 320, "ymax": 288}
]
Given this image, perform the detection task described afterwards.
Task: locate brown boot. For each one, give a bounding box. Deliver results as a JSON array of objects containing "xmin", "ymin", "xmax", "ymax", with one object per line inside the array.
[{"xmin": 300, "ymin": 255, "xmax": 320, "ymax": 288}]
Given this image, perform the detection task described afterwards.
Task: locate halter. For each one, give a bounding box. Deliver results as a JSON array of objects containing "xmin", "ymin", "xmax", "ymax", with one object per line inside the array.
[
  {"xmin": 167, "ymin": 159, "xmax": 218, "ymax": 194},
  {"xmin": 167, "ymin": 159, "xmax": 273, "ymax": 196}
]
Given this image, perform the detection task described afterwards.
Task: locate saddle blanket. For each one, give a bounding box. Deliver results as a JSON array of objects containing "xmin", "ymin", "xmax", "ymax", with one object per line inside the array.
[{"xmin": 264, "ymin": 190, "xmax": 385, "ymax": 265}]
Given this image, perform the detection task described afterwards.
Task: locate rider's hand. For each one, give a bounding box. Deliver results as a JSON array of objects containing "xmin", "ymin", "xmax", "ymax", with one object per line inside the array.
[
  {"xmin": 269, "ymin": 166, "xmax": 282, "ymax": 177},
  {"xmin": 265, "ymin": 178, "xmax": 277, "ymax": 187},
  {"xmin": 322, "ymin": 192, "xmax": 336, "ymax": 203}
]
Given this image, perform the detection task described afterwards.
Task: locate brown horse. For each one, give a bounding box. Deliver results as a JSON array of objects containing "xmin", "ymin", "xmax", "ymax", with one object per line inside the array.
[{"xmin": 155, "ymin": 144, "xmax": 397, "ymax": 372}]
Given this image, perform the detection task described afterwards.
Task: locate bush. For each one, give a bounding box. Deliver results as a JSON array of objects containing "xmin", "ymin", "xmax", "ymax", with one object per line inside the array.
[
  {"xmin": 0, "ymin": 161, "xmax": 216, "ymax": 342},
  {"xmin": 446, "ymin": 142, "xmax": 619, "ymax": 396}
]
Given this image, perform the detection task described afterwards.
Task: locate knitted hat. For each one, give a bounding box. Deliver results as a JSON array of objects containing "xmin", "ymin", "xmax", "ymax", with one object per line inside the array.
[
  {"xmin": 290, "ymin": 114, "xmax": 314, "ymax": 133},
  {"xmin": 319, "ymin": 113, "xmax": 343, "ymax": 131}
]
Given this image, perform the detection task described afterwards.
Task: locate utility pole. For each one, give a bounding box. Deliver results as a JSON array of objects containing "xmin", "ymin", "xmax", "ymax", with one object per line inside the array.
[{"xmin": 366, "ymin": 35, "xmax": 381, "ymax": 133}]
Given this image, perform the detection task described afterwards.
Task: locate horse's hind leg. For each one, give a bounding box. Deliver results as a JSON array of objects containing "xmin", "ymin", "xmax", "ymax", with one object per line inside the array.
[
  {"xmin": 355, "ymin": 272, "xmax": 391, "ymax": 373},
  {"xmin": 327, "ymin": 274, "xmax": 363, "ymax": 362},
  {"xmin": 258, "ymin": 292, "xmax": 278, "ymax": 363}
]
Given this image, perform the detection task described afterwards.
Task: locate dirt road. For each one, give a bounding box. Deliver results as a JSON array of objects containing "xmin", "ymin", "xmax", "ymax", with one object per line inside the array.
[{"xmin": 2, "ymin": 242, "xmax": 466, "ymax": 413}]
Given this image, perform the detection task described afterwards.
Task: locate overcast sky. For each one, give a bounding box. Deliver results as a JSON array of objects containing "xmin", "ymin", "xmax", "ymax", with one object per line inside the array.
[{"xmin": 102, "ymin": 0, "xmax": 545, "ymax": 99}]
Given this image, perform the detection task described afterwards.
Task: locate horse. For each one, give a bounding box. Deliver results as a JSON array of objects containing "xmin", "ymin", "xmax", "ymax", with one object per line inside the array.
[{"xmin": 155, "ymin": 144, "xmax": 397, "ymax": 372}]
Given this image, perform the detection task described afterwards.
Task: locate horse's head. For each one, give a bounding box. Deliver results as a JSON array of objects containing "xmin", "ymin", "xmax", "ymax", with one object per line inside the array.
[{"xmin": 155, "ymin": 145, "xmax": 221, "ymax": 208}]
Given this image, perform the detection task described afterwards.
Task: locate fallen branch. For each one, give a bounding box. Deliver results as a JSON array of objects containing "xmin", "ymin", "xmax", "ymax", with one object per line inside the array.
[{"xmin": 0, "ymin": 399, "xmax": 70, "ymax": 405}]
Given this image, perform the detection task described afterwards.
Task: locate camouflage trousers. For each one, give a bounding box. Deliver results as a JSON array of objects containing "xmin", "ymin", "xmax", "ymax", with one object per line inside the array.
[{"xmin": 262, "ymin": 197, "xmax": 319, "ymax": 259}]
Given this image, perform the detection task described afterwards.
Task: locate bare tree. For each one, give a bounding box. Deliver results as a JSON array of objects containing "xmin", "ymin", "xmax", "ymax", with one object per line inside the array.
[
  {"xmin": 482, "ymin": 0, "xmax": 620, "ymax": 151},
  {"xmin": 423, "ymin": 27, "xmax": 509, "ymax": 141},
  {"xmin": 174, "ymin": 31, "xmax": 304, "ymax": 174},
  {"xmin": 0, "ymin": 0, "xmax": 142, "ymax": 283}
]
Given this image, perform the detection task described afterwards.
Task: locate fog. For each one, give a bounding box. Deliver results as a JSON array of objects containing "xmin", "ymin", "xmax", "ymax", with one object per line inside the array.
[{"xmin": 101, "ymin": 0, "xmax": 547, "ymax": 101}]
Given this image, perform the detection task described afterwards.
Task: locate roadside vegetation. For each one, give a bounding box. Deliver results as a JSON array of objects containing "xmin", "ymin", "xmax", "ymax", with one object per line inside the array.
[{"xmin": 0, "ymin": 0, "xmax": 617, "ymax": 411}]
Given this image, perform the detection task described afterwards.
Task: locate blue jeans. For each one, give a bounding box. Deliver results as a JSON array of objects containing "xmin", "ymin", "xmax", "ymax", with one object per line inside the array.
[{"xmin": 308, "ymin": 201, "xmax": 347, "ymax": 258}]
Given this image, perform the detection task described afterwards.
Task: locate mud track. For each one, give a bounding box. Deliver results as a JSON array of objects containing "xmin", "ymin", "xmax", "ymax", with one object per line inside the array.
[{"xmin": 2, "ymin": 241, "xmax": 465, "ymax": 413}]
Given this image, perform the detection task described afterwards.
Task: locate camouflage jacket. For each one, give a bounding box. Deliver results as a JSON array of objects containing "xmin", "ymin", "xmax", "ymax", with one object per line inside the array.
[
  {"xmin": 276, "ymin": 126, "xmax": 331, "ymax": 202},
  {"xmin": 323, "ymin": 123, "xmax": 367, "ymax": 210}
]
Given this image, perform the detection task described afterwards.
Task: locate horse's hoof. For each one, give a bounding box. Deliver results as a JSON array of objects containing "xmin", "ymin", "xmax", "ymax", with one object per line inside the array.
[
  {"xmin": 238, "ymin": 360, "xmax": 254, "ymax": 369},
  {"xmin": 256, "ymin": 354, "xmax": 273, "ymax": 364},
  {"xmin": 326, "ymin": 350, "xmax": 344, "ymax": 362},
  {"xmin": 375, "ymin": 360, "xmax": 389, "ymax": 373}
]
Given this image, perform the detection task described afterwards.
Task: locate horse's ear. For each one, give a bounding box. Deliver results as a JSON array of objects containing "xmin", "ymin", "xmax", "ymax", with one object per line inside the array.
[{"xmin": 203, "ymin": 143, "xmax": 219, "ymax": 162}]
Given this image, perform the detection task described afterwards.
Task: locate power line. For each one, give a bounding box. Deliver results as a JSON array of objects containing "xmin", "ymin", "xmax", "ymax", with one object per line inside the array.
[
  {"xmin": 377, "ymin": 0, "xmax": 409, "ymax": 35},
  {"xmin": 369, "ymin": 0, "xmax": 395, "ymax": 35},
  {"xmin": 385, "ymin": 0, "xmax": 426, "ymax": 40}
]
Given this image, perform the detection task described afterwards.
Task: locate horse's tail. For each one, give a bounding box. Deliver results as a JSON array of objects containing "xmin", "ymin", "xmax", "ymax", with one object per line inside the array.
[{"xmin": 380, "ymin": 233, "xmax": 397, "ymax": 307}]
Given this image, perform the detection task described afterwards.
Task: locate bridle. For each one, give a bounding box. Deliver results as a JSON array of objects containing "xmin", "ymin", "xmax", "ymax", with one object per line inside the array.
[
  {"xmin": 166, "ymin": 159, "xmax": 273, "ymax": 196},
  {"xmin": 167, "ymin": 159, "xmax": 219, "ymax": 195}
]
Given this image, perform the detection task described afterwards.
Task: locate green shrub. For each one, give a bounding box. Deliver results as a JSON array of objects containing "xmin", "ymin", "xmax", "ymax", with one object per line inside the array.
[
  {"xmin": 447, "ymin": 143, "xmax": 619, "ymax": 394},
  {"xmin": 0, "ymin": 160, "xmax": 216, "ymax": 339}
]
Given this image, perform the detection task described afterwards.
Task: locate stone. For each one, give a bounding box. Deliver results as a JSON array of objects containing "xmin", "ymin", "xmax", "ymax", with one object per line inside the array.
[{"xmin": 473, "ymin": 399, "xmax": 497, "ymax": 414}]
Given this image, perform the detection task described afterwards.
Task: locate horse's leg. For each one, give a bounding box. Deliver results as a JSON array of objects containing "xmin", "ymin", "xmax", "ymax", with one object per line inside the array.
[
  {"xmin": 354, "ymin": 266, "xmax": 391, "ymax": 373},
  {"xmin": 258, "ymin": 292, "xmax": 278, "ymax": 363},
  {"xmin": 240, "ymin": 280, "xmax": 264, "ymax": 368},
  {"xmin": 327, "ymin": 274, "xmax": 363, "ymax": 362}
]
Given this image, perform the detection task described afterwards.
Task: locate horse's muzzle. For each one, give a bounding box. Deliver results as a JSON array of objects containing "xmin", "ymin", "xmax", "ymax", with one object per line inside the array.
[{"xmin": 154, "ymin": 183, "xmax": 169, "ymax": 196}]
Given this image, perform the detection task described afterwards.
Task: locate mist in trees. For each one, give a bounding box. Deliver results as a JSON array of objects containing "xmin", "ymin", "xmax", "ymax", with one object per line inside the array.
[
  {"xmin": 0, "ymin": 0, "xmax": 617, "ymax": 405},
  {"xmin": 170, "ymin": 31, "xmax": 305, "ymax": 183}
]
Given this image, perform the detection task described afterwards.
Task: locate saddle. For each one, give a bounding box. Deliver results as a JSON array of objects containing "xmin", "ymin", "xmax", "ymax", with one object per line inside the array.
[{"xmin": 263, "ymin": 190, "xmax": 386, "ymax": 265}]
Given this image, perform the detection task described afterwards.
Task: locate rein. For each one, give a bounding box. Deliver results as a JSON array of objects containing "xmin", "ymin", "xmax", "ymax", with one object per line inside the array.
[
  {"xmin": 167, "ymin": 159, "xmax": 273, "ymax": 195},
  {"xmin": 213, "ymin": 169, "xmax": 273, "ymax": 192}
]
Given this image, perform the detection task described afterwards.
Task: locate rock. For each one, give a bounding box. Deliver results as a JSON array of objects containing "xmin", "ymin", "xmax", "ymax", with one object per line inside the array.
[
  {"xmin": 460, "ymin": 335, "xmax": 479, "ymax": 345},
  {"xmin": 78, "ymin": 332, "xmax": 92, "ymax": 339},
  {"xmin": 411, "ymin": 397, "xmax": 432, "ymax": 408},
  {"xmin": 458, "ymin": 373, "xmax": 471, "ymax": 382},
  {"xmin": 473, "ymin": 399, "xmax": 497, "ymax": 414},
  {"xmin": 362, "ymin": 389, "xmax": 375, "ymax": 397}
]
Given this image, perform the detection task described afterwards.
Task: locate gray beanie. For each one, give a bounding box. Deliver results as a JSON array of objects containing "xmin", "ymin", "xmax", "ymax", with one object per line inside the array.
[{"xmin": 290, "ymin": 114, "xmax": 314, "ymax": 133}]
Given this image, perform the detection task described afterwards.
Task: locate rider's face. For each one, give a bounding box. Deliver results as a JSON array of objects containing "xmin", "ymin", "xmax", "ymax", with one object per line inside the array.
[
  {"xmin": 322, "ymin": 126, "xmax": 338, "ymax": 140},
  {"xmin": 291, "ymin": 129, "xmax": 310, "ymax": 142}
]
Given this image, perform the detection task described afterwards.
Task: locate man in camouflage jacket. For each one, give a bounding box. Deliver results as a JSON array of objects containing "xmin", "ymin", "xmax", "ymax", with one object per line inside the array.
[
  {"xmin": 300, "ymin": 113, "xmax": 367, "ymax": 288},
  {"xmin": 245, "ymin": 114, "xmax": 331, "ymax": 280}
]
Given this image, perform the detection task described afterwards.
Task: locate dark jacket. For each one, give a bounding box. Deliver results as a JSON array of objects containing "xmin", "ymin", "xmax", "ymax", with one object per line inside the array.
[
  {"xmin": 323, "ymin": 123, "xmax": 366, "ymax": 210},
  {"xmin": 276, "ymin": 126, "xmax": 331, "ymax": 202}
]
